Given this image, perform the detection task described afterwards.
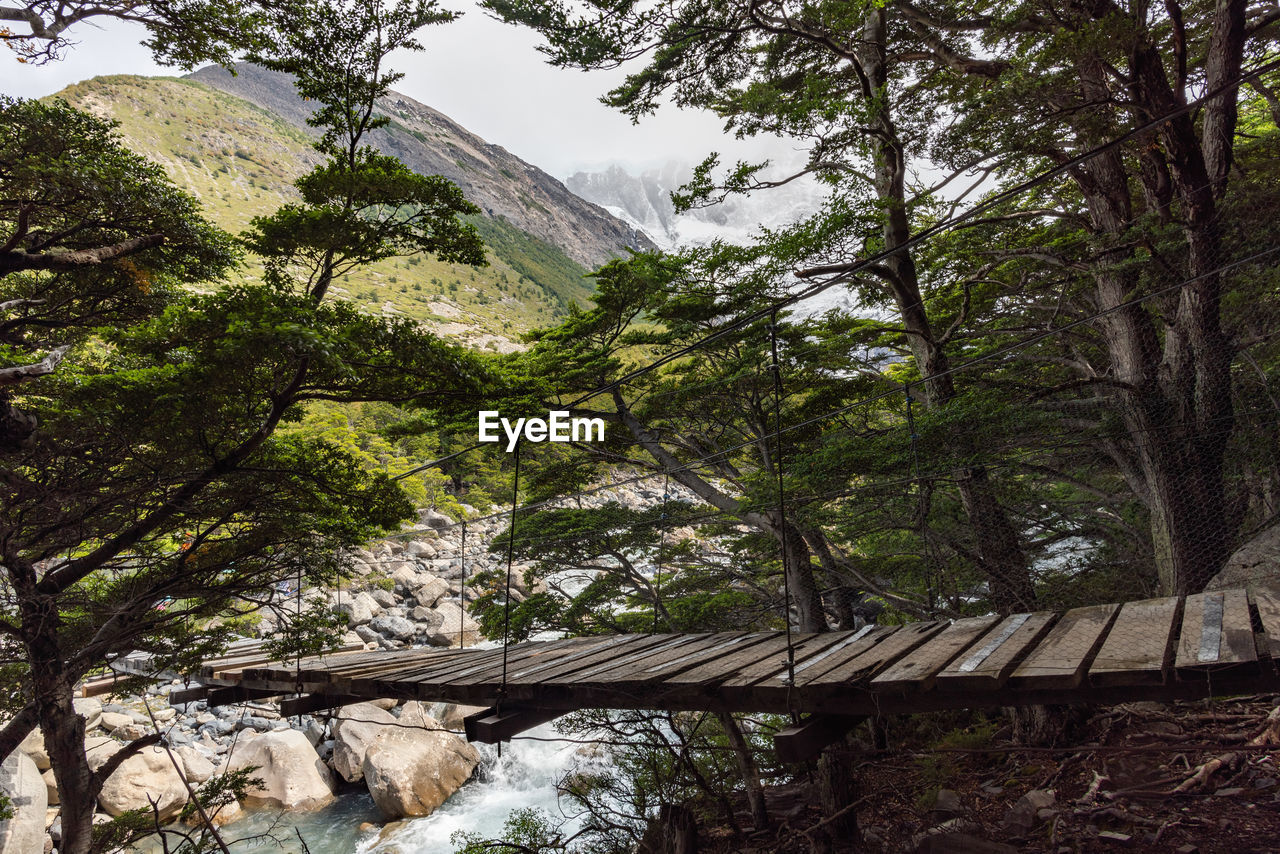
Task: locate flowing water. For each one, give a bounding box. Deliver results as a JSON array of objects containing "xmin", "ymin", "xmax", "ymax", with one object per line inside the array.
[{"xmin": 216, "ymin": 723, "xmax": 588, "ymax": 854}]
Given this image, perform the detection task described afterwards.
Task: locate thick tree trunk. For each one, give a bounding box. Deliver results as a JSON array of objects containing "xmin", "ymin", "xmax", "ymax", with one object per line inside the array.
[
  {"xmin": 18, "ymin": 582, "xmax": 95, "ymax": 854},
  {"xmin": 778, "ymin": 516, "xmax": 826, "ymax": 633}
]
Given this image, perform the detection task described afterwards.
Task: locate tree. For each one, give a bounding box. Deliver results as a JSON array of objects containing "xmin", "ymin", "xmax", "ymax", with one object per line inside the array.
[
  {"xmin": 0, "ymin": 1, "xmax": 490, "ymax": 851},
  {"xmin": 484, "ymin": 0, "xmax": 1280, "ymax": 596},
  {"xmin": 1, "ymin": 0, "xmax": 279, "ymax": 65}
]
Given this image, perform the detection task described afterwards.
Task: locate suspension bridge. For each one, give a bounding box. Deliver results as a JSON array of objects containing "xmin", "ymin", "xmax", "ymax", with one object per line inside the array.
[{"xmin": 112, "ymin": 584, "xmax": 1280, "ymax": 762}]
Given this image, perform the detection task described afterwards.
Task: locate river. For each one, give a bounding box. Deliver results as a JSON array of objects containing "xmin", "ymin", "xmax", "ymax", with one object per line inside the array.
[{"xmin": 217, "ymin": 723, "xmax": 586, "ymax": 854}]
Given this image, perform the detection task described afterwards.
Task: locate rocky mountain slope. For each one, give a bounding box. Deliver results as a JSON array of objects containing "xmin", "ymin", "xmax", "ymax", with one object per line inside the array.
[
  {"xmin": 54, "ymin": 68, "xmax": 652, "ymax": 348},
  {"xmin": 187, "ymin": 64, "xmax": 651, "ymax": 270}
]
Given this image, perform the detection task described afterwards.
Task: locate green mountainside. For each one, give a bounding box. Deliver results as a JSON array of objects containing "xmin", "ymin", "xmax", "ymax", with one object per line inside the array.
[{"xmin": 52, "ymin": 72, "xmax": 643, "ymax": 348}]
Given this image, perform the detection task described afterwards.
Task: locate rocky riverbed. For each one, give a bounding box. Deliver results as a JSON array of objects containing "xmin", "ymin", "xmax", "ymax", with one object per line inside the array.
[{"xmin": 5, "ymin": 477, "xmax": 695, "ymax": 854}]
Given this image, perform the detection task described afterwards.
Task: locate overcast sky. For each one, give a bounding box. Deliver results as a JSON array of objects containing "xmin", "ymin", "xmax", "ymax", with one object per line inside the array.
[{"xmin": 3, "ymin": 3, "xmax": 795, "ymax": 179}]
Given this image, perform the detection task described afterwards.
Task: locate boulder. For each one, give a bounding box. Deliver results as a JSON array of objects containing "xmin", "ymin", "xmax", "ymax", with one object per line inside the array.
[
  {"xmin": 389, "ymin": 564, "xmax": 420, "ymax": 592},
  {"xmin": 369, "ymin": 588, "xmax": 397, "ymax": 609},
  {"xmin": 100, "ymin": 712, "xmax": 132, "ymax": 733},
  {"xmin": 0, "ymin": 751, "xmax": 47, "ymax": 854},
  {"xmin": 337, "ymin": 591, "xmax": 382, "ymax": 626},
  {"xmin": 361, "ymin": 710, "xmax": 479, "ymax": 819},
  {"xmin": 41, "ymin": 769, "xmax": 58, "ymax": 806},
  {"xmin": 226, "ymin": 730, "xmax": 334, "ymax": 810},
  {"xmin": 409, "ymin": 606, "xmax": 445, "ymax": 630},
  {"xmin": 331, "ymin": 703, "xmax": 397, "ymax": 783},
  {"xmin": 175, "ymin": 746, "xmax": 216, "ymax": 784},
  {"xmin": 369, "ymin": 614, "xmax": 415, "ymax": 641},
  {"xmin": 88, "ymin": 743, "xmax": 188, "ymax": 822},
  {"xmin": 424, "ymin": 601, "xmax": 483, "ymax": 647},
  {"xmin": 405, "ymin": 540, "xmax": 436, "ymax": 559},
  {"xmin": 418, "ymin": 508, "xmax": 453, "ymax": 530},
  {"xmin": 1208, "ymin": 524, "xmax": 1280, "ymax": 589},
  {"xmin": 17, "ymin": 728, "xmax": 49, "ymax": 771},
  {"xmin": 411, "ymin": 575, "xmax": 450, "ymax": 608},
  {"xmin": 74, "ymin": 697, "xmax": 103, "ymax": 732}
]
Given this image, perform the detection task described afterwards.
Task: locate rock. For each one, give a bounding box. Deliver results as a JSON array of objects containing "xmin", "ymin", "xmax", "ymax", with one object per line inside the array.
[
  {"xmin": 89, "ymin": 743, "xmax": 188, "ymax": 822},
  {"xmin": 226, "ymin": 730, "xmax": 334, "ymax": 810},
  {"xmin": 369, "ymin": 698, "xmax": 399, "ymax": 711},
  {"xmin": 424, "ymin": 600, "xmax": 482, "ymax": 647},
  {"xmin": 361, "ymin": 712, "xmax": 479, "ymax": 819},
  {"xmin": 175, "ymin": 746, "xmax": 216, "ymax": 783},
  {"xmin": 40, "ymin": 768, "xmax": 58, "ymax": 806},
  {"xmin": 369, "ymin": 614, "xmax": 415, "ymax": 641},
  {"xmin": 369, "ymin": 588, "xmax": 397, "ymax": 609},
  {"xmin": 338, "ymin": 591, "xmax": 383, "ymax": 626},
  {"xmin": 331, "ymin": 703, "xmax": 397, "ymax": 783},
  {"xmin": 1000, "ymin": 789, "xmax": 1054, "ymax": 836},
  {"xmin": 409, "ymin": 606, "xmax": 446, "ymax": 629},
  {"xmin": 100, "ymin": 712, "xmax": 132, "ymax": 732},
  {"xmin": 405, "ymin": 541, "xmax": 436, "ymax": 559},
  {"xmin": 931, "ymin": 789, "xmax": 963, "ymax": 817},
  {"xmin": 1097, "ymin": 830, "xmax": 1133, "ymax": 845},
  {"xmin": 153, "ymin": 707, "xmax": 177, "ymax": 723},
  {"xmin": 305, "ymin": 720, "xmax": 327, "ymax": 746},
  {"xmin": 354, "ymin": 624, "xmax": 382, "ymax": 644},
  {"xmin": 418, "ymin": 508, "xmax": 453, "ymax": 530},
  {"xmin": 112, "ymin": 722, "xmax": 149, "ymax": 741},
  {"xmin": 389, "ymin": 564, "xmax": 420, "ymax": 591},
  {"xmin": 18, "ymin": 728, "xmax": 50, "ymax": 771},
  {"xmin": 0, "ymin": 751, "xmax": 47, "ymax": 854},
  {"xmin": 74, "ymin": 698, "xmax": 103, "ymax": 732},
  {"xmin": 411, "ymin": 575, "xmax": 450, "ymax": 608},
  {"xmin": 1207, "ymin": 524, "xmax": 1280, "ymax": 589}
]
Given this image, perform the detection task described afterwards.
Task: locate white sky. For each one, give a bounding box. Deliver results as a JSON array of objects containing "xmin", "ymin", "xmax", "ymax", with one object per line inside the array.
[{"xmin": 2, "ymin": 3, "xmax": 796, "ymax": 179}]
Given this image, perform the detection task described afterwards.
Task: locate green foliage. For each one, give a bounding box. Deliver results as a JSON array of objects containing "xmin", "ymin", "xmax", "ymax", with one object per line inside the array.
[{"xmin": 452, "ymin": 808, "xmax": 567, "ymax": 854}]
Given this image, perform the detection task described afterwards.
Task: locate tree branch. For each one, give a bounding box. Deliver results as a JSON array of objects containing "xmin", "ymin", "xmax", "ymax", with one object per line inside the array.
[
  {"xmin": 0, "ymin": 234, "xmax": 164, "ymax": 275},
  {"xmin": 0, "ymin": 344, "xmax": 70, "ymax": 388}
]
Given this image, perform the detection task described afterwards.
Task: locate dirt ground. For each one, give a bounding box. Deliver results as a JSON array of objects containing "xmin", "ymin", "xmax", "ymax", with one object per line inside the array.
[{"xmin": 696, "ymin": 695, "xmax": 1280, "ymax": 853}]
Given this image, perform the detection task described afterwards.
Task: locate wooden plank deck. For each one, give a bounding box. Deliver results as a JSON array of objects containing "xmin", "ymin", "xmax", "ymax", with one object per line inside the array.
[{"xmin": 117, "ymin": 586, "xmax": 1280, "ymax": 725}]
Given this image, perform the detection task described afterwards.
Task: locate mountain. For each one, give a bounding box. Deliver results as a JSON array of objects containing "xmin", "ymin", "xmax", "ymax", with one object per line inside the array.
[
  {"xmin": 565, "ymin": 160, "xmax": 822, "ymax": 251},
  {"xmin": 53, "ymin": 66, "xmax": 653, "ymax": 349}
]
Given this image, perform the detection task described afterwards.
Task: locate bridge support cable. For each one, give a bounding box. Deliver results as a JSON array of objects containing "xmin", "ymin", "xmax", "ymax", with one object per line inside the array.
[
  {"xmin": 653, "ymin": 468, "xmax": 670, "ymax": 634},
  {"xmin": 498, "ymin": 441, "xmax": 523, "ymax": 754},
  {"xmin": 902, "ymin": 382, "xmax": 936, "ymax": 616},
  {"xmin": 459, "ymin": 518, "xmax": 468, "ymax": 650},
  {"xmin": 768, "ymin": 306, "xmax": 799, "ymax": 716}
]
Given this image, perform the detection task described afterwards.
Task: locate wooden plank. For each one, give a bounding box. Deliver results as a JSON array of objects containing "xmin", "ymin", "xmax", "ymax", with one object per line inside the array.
[
  {"xmin": 667, "ymin": 631, "xmax": 853, "ymax": 687},
  {"xmin": 169, "ymin": 685, "xmax": 211, "ymax": 705},
  {"xmin": 870, "ymin": 616, "xmax": 1000, "ymax": 692},
  {"xmin": 504, "ymin": 634, "xmax": 696, "ymax": 686},
  {"xmin": 804, "ymin": 621, "xmax": 948, "ymax": 687},
  {"xmin": 1089, "ymin": 595, "xmax": 1181, "ymax": 687},
  {"xmin": 933, "ymin": 612, "xmax": 1056, "ymax": 692},
  {"xmin": 1008, "ymin": 603, "xmax": 1119, "ymax": 691},
  {"xmin": 1252, "ymin": 585, "xmax": 1280, "ymax": 662},
  {"xmin": 576, "ymin": 633, "xmax": 760, "ymax": 687},
  {"xmin": 446, "ymin": 635, "xmax": 640, "ymax": 686},
  {"xmin": 773, "ymin": 714, "xmax": 865, "ymax": 764},
  {"xmin": 1175, "ymin": 589, "xmax": 1257, "ymax": 677},
  {"xmin": 206, "ymin": 686, "xmax": 279, "ymax": 707}
]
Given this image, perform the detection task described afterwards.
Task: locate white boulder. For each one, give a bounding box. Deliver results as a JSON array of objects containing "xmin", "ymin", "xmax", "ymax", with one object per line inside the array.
[
  {"xmin": 331, "ymin": 702, "xmax": 397, "ymax": 783},
  {"xmin": 361, "ymin": 708, "xmax": 478, "ymax": 819},
  {"xmin": 0, "ymin": 751, "xmax": 46, "ymax": 854},
  {"xmin": 87, "ymin": 743, "xmax": 188, "ymax": 822},
  {"xmin": 226, "ymin": 730, "xmax": 334, "ymax": 810}
]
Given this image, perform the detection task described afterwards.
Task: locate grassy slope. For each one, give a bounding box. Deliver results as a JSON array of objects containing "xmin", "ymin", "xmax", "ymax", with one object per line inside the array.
[{"xmin": 54, "ymin": 75, "xmax": 593, "ymax": 348}]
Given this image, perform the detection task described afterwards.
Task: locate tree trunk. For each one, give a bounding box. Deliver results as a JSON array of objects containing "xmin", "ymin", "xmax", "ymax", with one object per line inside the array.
[
  {"xmin": 862, "ymin": 6, "xmax": 1034, "ymax": 612},
  {"xmin": 717, "ymin": 712, "xmax": 769, "ymax": 830},
  {"xmin": 779, "ymin": 516, "xmax": 826, "ymax": 633},
  {"xmin": 817, "ymin": 742, "xmax": 861, "ymax": 848},
  {"xmin": 19, "ymin": 583, "xmax": 95, "ymax": 854},
  {"xmin": 640, "ymin": 804, "xmax": 698, "ymax": 854}
]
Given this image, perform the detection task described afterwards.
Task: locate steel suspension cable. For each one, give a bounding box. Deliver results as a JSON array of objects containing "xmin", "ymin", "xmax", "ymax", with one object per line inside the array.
[
  {"xmin": 768, "ymin": 308, "xmax": 798, "ymax": 702},
  {"xmin": 459, "ymin": 518, "xmax": 467, "ymax": 650},
  {"xmin": 497, "ymin": 442, "xmax": 522, "ymax": 755},
  {"xmin": 653, "ymin": 468, "xmax": 670, "ymax": 634}
]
